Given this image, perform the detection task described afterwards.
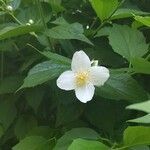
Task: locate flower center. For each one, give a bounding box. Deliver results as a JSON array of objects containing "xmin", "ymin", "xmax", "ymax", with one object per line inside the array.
[{"xmin": 75, "ymin": 71, "xmax": 89, "ymax": 87}]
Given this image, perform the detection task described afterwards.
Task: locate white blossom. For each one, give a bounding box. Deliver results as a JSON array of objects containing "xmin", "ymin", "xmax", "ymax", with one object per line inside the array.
[{"xmin": 57, "ymin": 51, "xmax": 110, "ymax": 103}]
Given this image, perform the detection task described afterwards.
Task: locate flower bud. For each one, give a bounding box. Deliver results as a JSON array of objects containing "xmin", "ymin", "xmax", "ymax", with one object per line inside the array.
[{"xmin": 6, "ymin": 5, "xmax": 13, "ymax": 11}]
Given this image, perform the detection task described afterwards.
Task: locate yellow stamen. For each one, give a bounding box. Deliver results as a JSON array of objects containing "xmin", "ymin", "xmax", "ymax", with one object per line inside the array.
[{"xmin": 75, "ymin": 71, "xmax": 89, "ymax": 87}]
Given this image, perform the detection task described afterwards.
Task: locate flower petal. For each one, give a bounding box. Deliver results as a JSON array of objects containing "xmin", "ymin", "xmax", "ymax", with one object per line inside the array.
[
  {"xmin": 90, "ymin": 66, "xmax": 110, "ymax": 86},
  {"xmin": 71, "ymin": 51, "xmax": 91, "ymax": 72},
  {"xmin": 57, "ymin": 71, "xmax": 75, "ymax": 90},
  {"xmin": 75, "ymin": 83, "xmax": 95, "ymax": 103}
]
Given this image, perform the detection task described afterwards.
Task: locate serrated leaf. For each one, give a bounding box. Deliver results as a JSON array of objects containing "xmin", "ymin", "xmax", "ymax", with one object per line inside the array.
[
  {"xmin": 89, "ymin": 0, "xmax": 118, "ymax": 21},
  {"xmin": 68, "ymin": 138, "xmax": 109, "ymax": 150},
  {"xmin": 96, "ymin": 73, "xmax": 147, "ymax": 101},
  {"xmin": 109, "ymin": 24, "xmax": 149, "ymax": 61},
  {"xmin": 45, "ymin": 23, "xmax": 93, "ymax": 45},
  {"xmin": 20, "ymin": 61, "xmax": 69, "ymax": 89}
]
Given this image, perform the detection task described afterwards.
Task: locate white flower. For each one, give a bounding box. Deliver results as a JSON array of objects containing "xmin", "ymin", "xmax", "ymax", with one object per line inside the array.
[{"xmin": 57, "ymin": 51, "xmax": 110, "ymax": 103}]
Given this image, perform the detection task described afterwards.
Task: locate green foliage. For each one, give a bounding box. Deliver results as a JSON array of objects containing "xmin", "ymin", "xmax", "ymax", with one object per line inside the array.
[
  {"xmin": 123, "ymin": 126, "xmax": 150, "ymax": 149},
  {"xmin": 109, "ymin": 24, "xmax": 149, "ymax": 61},
  {"xmin": 45, "ymin": 22, "xmax": 93, "ymax": 45},
  {"xmin": 0, "ymin": 0, "xmax": 150, "ymax": 149},
  {"xmin": 89, "ymin": 0, "xmax": 119, "ymax": 21},
  {"xmin": 54, "ymin": 128, "xmax": 99, "ymax": 150},
  {"xmin": 68, "ymin": 138, "xmax": 109, "ymax": 150}
]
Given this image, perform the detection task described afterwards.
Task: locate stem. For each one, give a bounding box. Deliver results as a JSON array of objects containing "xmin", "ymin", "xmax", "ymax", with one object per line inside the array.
[
  {"xmin": 146, "ymin": 52, "xmax": 150, "ymax": 60},
  {"xmin": 9, "ymin": 13, "xmax": 22, "ymax": 25},
  {"xmin": 0, "ymin": 52, "xmax": 4, "ymax": 81},
  {"xmin": 36, "ymin": 0, "xmax": 53, "ymax": 50},
  {"xmin": 93, "ymin": 0, "xmax": 125, "ymax": 36}
]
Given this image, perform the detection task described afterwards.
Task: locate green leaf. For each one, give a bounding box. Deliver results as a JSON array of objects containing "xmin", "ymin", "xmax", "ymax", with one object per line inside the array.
[
  {"xmin": 95, "ymin": 26, "xmax": 112, "ymax": 37},
  {"xmin": 128, "ymin": 114, "xmax": 150, "ymax": 124},
  {"xmin": 48, "ymin": 0, "xmax": 65, "ymax": 13},
  {"xmin": 111, "ymin": 8, "xmax": 149, "ymax": 20},
  {"xmin": 15, "ymin": 115, "xmax": 38, "ymax": 140},
  {"xmin": 0, "ymin": 99, "xmax": 17, "ymax": 130},
  {"xmin": 123, "ymin": 126, "xmax": 150, "ymax": 149},
  {"xmin": 26, "ymin": 87, "xmax": 45, "ymax": 112},
  {"xmin": 12, "ymin": 136, "xmax": 51, "ymax": 150},
  {"xmin": 55, "ymin": 92, "xmax": 82, "ymax": 126},
  {"xmin": 27, "ymin": 126, "xmax": 54, "ymax": 139},
  {"xmin": 96, "ymin": 73, "xmax": 148, "ymax": 101},
  {"xmin": 127, "ymin": 100, "xmax": 150, "ymax": 113},
  {"xmin": 89, "ymin": 0, "xmax": 118, "ymax": 21},
  {"xmin": 20, "ymin": 61, "xmax": 69, "ymax": 89},
  {"xmin": 127, "ymin": 101, "xmax": 150, "ymax": 124},
  {"xmin": 68, "ymin": 138, "xmax": 109, "ymax": 150},
  {"xmin": 0, "ymin": 125, "xmax": 4, "ymax": 139},
  {"xmin": 45, "ymin": 23, "xmax": 93, "ymax": 45},
  {"xmin": 129, "ymin": 146, "xmax": 150, "ymax": 150},
  {"xmin": 54, "ymin": 128, "xmax": 99, "ymax": 150},
  {"xmin": 37, "ymin": 51, "xmax": 71, "ymax": 65},
  {"xmin": 0, "ymin": 25, "xmax": 42, "ymax": 41},
  {"xmin": 0, "ymin": 75, "xmax": 23, "ymax": 94},
  {"xmin": 131, "ymin": 58, "xmax": 150, "ymax": 74},
  {"xmin": 109, "ymin": 24, "xmax": 149, "ymax": 61},
  {"xmin": 134, "ymin": 16, "xmax": 150, "ymax": 27}
]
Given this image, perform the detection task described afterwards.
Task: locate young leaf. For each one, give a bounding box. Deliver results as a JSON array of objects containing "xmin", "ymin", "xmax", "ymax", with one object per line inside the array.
[
  {"xmin": 12, "ymin": 136, "xmax": 51, "ymax": 150},
  {"xmin": 109, "ymin": 24, "xmax": 149, "ymax": 61},
  {"xmin": 68, "ymin": 138, "xmax": 109, "ymax": 150},
  {"xmin": 134, "ymin": 16, "xmax": 150, "ymax": 27},
  {"xmin": 123, "ymin": 126, "xmax": 150, "ymax": 149},
  {"xmin": 89, "ymin": 0, "xmax": 119, "ymax": 21}
]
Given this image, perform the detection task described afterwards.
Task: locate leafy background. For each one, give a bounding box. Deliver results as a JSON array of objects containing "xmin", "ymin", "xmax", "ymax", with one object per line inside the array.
[{"xmin": 0, "ymin": 0, "xmax": 150, "ymax": 149}]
